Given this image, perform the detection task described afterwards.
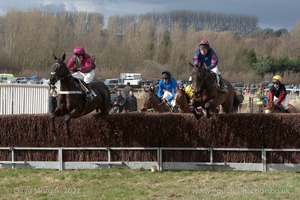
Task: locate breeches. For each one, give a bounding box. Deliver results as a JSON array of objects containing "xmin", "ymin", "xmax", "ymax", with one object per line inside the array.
[
  {"xmin": 72, "ymin": 70, "xmax": 95, "ymax": 83},
  {"xmin": 274, "ymin": 95, "xmax": 290, "ymax": 109}
]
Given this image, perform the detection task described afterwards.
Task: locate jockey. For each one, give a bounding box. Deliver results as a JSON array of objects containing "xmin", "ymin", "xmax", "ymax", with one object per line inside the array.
[
  {"xmin": 185, "ymin": 76, "xmax": 194, "ymax": 102},
  {"xmin": 67, "ymin": 46, "xmax": 95, "ymax": 100},
  {"xmin": 157, "ymin": 70, "xmax": 177, "ymax": 104},
  {"xmin": 193, "ymin": 39, "xmax": 227, "ymax": 92},
  {"xmin": 269, "ymin": 75, "xmax": 290, "ymax": 113}
]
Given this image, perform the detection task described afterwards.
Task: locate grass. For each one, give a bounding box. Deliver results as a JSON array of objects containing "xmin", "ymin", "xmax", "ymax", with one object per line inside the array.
[{"xmin": 0, "ymin": 168, "xmax": 299, "ymax": 200}]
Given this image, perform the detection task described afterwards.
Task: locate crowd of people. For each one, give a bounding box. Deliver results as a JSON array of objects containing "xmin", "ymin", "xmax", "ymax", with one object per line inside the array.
[{"xmin": 111, "ymin": 86, "xmax": 138, "ymax": 113}]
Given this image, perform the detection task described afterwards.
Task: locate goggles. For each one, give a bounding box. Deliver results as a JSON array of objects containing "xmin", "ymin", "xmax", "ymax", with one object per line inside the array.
[{"xmin": 75, "ymin": 53, "xmax": 83, "ymax": 57}]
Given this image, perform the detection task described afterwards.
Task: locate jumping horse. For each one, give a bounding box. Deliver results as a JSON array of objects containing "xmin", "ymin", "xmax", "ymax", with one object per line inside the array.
[
  {"xmin": 141, "ymin": 87, "xmax": 174, "ymax": 113},
  {"xmin": 174, "ymin": 88, "xmax": 192, "ymax": 113},
  {"xmin": 49, "ymin": 53, "xmax": 111, "ymax": 139},
  {"xmin": 174, "ymin": 87, "xmax": 221, "ymax": 114},
  {"xmin": 262, "ymin": 102, "xmax": 298, "ymax": 113},
  {"xmin": 190, "ymin": 61, "xmax": 242, "ymax": 118}
]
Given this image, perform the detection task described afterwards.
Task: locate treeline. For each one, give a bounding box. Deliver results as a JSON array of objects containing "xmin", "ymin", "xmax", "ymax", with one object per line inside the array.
[{"xmin": 0, "ymin": 9, "xmax": 300, "ymax": 84}]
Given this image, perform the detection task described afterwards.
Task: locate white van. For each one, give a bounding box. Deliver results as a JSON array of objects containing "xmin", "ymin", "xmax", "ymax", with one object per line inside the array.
[{"xmin": 0, "ymin": 73, "xmax": 15, "ymax": 83}]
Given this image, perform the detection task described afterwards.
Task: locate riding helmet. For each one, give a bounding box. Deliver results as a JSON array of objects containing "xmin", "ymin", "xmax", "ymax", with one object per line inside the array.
[
  {"xmin": 199, "ymin": 39, "xmax": 210, "ymax": 50},
  {"xmin": 161, "ymin": 70, "xmax": 171, "ymax": 79},
  {"xmin": 74, "ymin": 46, "xmax": 86, "ymax": 55},
  {"xmin": 272, "ymin": 75, "xmax": 282, "ymax": 83}
]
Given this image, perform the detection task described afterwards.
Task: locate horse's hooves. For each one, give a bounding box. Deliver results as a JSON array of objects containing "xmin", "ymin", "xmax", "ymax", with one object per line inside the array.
[
  {"xmin": 193, "ymin": 111, "xmax": 203, "ymax": 119},
  {"xmin": 206, "ymin": 112, "xmax": 212, "ymax": 118}
]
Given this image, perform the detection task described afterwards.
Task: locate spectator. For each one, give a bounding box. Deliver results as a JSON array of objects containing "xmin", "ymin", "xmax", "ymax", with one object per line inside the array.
[
  {"xmin": 49, "ymin": 89, "xmax": 58, "ymax": 113},
  {"xmin": 124, "ymin": 89, "xmax": 138, "ymax": 112},
  {"xmin": 113, "ymin": 90, "xmax": 125, "ymax": 113},
  {"xmin": 110, "ymin": 84, "xmax": 119, "ymax": 93},
  {"xmin": 123, "ymin": 82, "xmax": 133, "ymax": 95}
]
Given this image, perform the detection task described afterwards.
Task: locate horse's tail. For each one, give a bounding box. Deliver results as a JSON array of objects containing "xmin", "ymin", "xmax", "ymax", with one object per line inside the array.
[{"xmin": 233, "ymin": 92, "xmax": 244, "ymax": 113}]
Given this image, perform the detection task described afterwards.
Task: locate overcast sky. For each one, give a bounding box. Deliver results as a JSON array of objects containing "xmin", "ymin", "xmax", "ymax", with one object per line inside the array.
[{"xmin": 1, "ymin": 0, "xmax": 299, "ymax": 31}]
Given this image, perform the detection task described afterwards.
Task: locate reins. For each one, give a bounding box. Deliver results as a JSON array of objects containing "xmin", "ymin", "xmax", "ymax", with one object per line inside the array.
[{"xmin": 51, "ymin": 60, "xmax": 84, "ymax": 94}]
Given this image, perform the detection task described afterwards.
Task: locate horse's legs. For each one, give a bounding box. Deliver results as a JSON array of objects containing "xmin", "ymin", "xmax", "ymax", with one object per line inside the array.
[
  {"xmin": 192, "ymin": 109, "xmax": 203, "ymax": 119},
  {"xmin": 64, "ymin": 114, "xmax": 72, "ymax": 139},
  {"xmin": 204, "ymin": 102, "xmax": 212, "ymax": 118}
]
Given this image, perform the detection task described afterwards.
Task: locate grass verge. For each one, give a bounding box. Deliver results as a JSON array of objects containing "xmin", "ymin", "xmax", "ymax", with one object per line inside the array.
[{"xmin": 0, "ymin": 168, "xmax": 299, "ymax": 199}]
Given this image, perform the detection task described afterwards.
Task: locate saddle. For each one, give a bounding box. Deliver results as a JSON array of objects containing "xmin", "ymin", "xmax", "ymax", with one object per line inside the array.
[
  {"xmin": 74, "ymin": 78, "xmax": 88, "ymax": 94},
  {"xmin": 209, "ymin": 72, "xmax": 226, "ymax": 92}
]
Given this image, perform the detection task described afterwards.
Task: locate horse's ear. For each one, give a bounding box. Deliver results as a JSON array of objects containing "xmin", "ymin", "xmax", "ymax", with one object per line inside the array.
[
  {"xmin": 62, "ymin": 53, "xmax": 66, "ymax": 61},
  {"xmin": 149, "ymin": 87, "xmax": 154, "ymax": 93},
  {"xmin": 189, "ymin": 61, "xmax": 195, "ymax": 72},
  {"xmin": 53, "ymin": 53, "xmax": 58, "ymax": 60}
]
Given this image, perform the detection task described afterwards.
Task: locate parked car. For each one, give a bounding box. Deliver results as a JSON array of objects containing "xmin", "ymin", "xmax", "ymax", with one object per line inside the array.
[
  {"xmin": 104, "ymin": 78, "xmax": 124, "ymax": 88},
  {"xmin": 16, "ymin": 77, "xmax": 30, "ymax": 84},
  {"xmin": 232, "ymin": 82, "xmax": 244, "ymax": 88}
]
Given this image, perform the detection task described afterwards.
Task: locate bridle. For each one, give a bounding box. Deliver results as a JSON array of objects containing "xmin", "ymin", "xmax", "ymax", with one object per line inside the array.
[
  {"xmin": 193, "ymin": 68, "xmax": 208, "ymax": 98},
  {"xmin": 50, "ymin": 60, "xmax": 71, "ymax": 83}
]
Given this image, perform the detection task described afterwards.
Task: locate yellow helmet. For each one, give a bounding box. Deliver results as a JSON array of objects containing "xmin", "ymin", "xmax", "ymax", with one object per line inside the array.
[
  {"xmin": 272, "ymin": 75, "xmax": 282, "ymax": 83},
  {"xmin": 189, "ymin": 76, "xmax": 192, "ymax": 82}
]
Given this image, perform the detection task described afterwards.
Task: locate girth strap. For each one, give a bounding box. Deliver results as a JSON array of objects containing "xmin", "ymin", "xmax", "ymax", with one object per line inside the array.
[{"xmin": 59, "ymin": 91, "xmax": 83, "ymax": 94}]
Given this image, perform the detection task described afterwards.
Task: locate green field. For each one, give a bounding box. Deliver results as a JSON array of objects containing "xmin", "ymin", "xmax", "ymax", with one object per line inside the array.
[{"xmin": 1, "ymin": 168, "xmax": 299, "ymax": 200}]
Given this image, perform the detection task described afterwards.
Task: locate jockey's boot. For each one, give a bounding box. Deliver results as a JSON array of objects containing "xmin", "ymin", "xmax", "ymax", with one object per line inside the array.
[
  {"xmin": 285, "ymin": 108, "xmax": 291, "ymax": 113},
  {"xmin": 218, "ymin": 75, "xmax": 227, "ymax": 92},
  {"xmin": 86, "ymin": 83, "xmax": 93, "ymax": 101}
]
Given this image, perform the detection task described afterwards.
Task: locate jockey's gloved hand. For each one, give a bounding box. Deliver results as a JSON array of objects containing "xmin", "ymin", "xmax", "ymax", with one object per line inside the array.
[
  {"xmin": 207, "ymin": 66, "xmax": 213, "ymax": 70},
  {"xmin": 71, "ymin": 68, "xmax": 80, "ymax": 73},
  {"xmin": 162, "ymin": 99, "xmax": 167, "ymax": 104},
  {"xmin": 274, "ymin": 103, "xmax": 283, "ymax": 110}
]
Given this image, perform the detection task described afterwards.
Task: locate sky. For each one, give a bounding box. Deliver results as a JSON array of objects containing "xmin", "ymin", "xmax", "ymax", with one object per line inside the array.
[{"xmin": 1, "ymin": 0, "xmax": 299, "ymax": 31}]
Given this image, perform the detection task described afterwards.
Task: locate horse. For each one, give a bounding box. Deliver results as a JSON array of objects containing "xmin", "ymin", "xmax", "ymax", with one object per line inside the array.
[
  {"xmin": 49, "ymin": 53, "xmax": 111, "ymax": 139},
  {"xmin": 190, "ymin": 61, "xmax": 242, "ymax": 118},
  {"xmin": 174, "ymin": 87, "xmax": 221, "ymax": 115},
  {"xmin": 174, "ymin": 88, "xmax": 191, "ymax": 113},
  {"xmin": 262, "ymin": 102, "xmax": 298, "ymax": 113},
  {"xmin": 141, "ymin": 87, "xmax": 174, "ymax": 113}
]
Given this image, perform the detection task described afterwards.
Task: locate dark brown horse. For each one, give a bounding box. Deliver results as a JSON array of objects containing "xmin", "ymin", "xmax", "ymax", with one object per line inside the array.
[
  {"xmin": 141, "ymin": 87, "xmax": 173, "ymax": 113},
  {"xmin": 49, "ymin": 53, "xmax": 110, "ymax": 139},
  {"xmin": 262, "ymin": 102, "xmax": 298, "ymax": 113},
  {"xmin": 190, "ymin": 62, "xmax": 241, "ymax": 118}
]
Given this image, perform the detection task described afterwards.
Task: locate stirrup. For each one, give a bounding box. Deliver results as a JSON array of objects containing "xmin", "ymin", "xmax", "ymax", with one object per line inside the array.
[
  {"xmin": 219, "ymin": 85, "xmax": 227, "ymax": 92},
  {"xmin": 86, "ymin": 93, "xmax": 94, "ymax": 101}
]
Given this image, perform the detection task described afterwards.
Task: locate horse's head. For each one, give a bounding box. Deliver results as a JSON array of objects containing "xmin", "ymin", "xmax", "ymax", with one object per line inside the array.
[
  {"xmin": 49, "ymin": 53, "xmax": 70, "ymax": 85},
  {"xmin": 141, "ymin": 87, "xmax": 155, "ymax": 111},
  {"xmin": 174, "ymin": 89, "xmax": 184, "ymax": 107},
  {"xmin": 262, "ymin": 102, "xmax": 275, "ymax": 113},
  {"xmin": 190, "ymin": 61, "xmax": 208, "ymax": 98}
]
